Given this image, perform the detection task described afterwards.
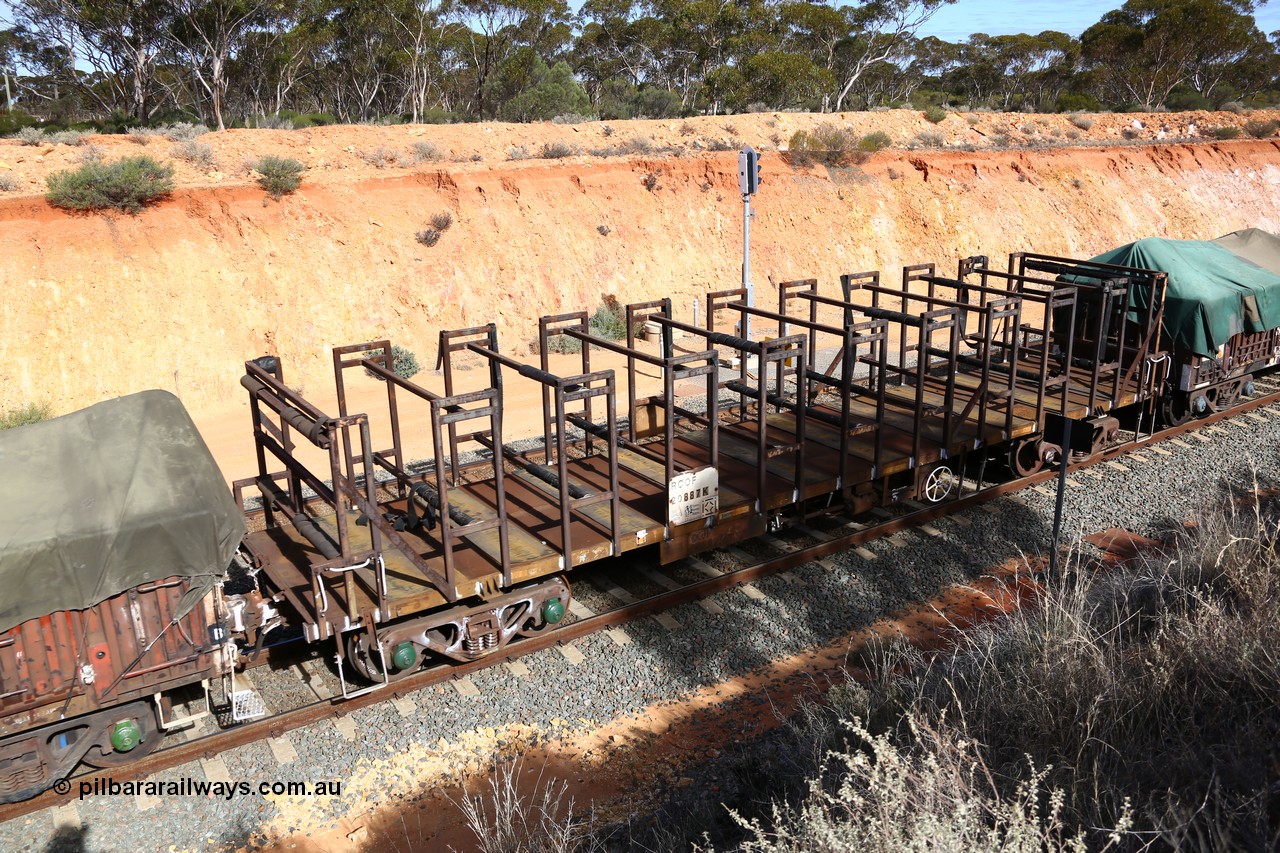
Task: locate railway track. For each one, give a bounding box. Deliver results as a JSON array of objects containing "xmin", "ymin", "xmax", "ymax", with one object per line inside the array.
[{"xmin": 3, "ymin": 385, "xmax": 1277, "ymax": 825}]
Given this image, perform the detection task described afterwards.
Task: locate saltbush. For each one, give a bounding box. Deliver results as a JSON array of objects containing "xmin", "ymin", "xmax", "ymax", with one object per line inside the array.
[
  {"xmin": 15, "ymin": 127, "xmax": 45, "ymax": 145},
  {"xmin": 857, "ymin": 131, "xmax": 892, "ymax": 153},
  {"xmin": 45, "ymin": 155, "xmax": 175, "ymax": 213},
  {"xmin": 539, "ymin": 141, "xmax": 577, "ymax": 159},
  {"xmin": 788, "ymin": 123, "xmax": 863, "ymax": 165},
  {"xmin": 172, "ymin": 140, "xmax": 214, "ymax": 169},
  {"xmin": 412, "ymin": 141, "xmax": 442, "ymax": 162},
  {"xmin": 363, "ymin": 344, "xmax": 421, "ymax": 380},
  {"xmin": 1243, "ymin": 118, "xmax": 1279, "ymax": 138},
  {"xmin": 0, "ymin": 403, "xmax": 50, "ymax": 429},
  {"xmin": 252, "ymin": 155, "xmax": 305, "ymax": 198},
  {"xmin": 588, "ymin": 296, "xmax": 627, "ymax": 340}
]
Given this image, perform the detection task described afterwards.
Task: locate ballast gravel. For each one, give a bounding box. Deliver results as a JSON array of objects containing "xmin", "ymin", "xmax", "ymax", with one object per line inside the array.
[{"xmin": 14, "ymin": 405, "xmax": 1280, "ymax": 853}]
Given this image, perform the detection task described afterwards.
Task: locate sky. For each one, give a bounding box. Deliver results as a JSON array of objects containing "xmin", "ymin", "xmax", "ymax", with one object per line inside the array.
[{"xmin": 917, "ymin": 0, "xmax": 1280, "ymax": 42}]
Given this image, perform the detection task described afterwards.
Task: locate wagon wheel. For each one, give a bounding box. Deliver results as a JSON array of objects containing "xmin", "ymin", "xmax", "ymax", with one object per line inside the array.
[
  {"xmin": 344, "ymin": 632, "xmax": 422, "ymax": 684},
  {"xmin": 921, "ymin": 464, "xmax": 957, "ymax": 503},
  {"xmin": 1159, "ymin": 392, "xmax": 1193, "ymax": 428},
  {"xmin": 80, "ymin": 703, "xmax": 162, "ymax": 769},
  {"xmin": 1007, "ymin": 438, "xmax": 1044, "ymax": 478}
]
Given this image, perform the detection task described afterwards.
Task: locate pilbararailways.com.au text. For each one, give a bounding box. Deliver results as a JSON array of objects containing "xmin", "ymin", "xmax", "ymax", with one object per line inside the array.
[{"xmin": 66, "ymin": 777, "xmax": 341, "ymax": 800}]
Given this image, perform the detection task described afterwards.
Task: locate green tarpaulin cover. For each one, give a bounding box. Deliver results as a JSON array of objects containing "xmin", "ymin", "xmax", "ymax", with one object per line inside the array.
[
  {"xmin": 1087, "ymin": 235, "xmax": 1280, "ymax": 358},
  {"xmin": 0, "ymin": 390, "xmax": 245, "ymax": 633},
  {"xmin": 1213, "ymin": 228, "xmax": 1280, "ymax": 276}
]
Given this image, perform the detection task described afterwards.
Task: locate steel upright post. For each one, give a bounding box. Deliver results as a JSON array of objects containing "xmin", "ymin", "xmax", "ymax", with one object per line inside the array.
[
  {"xmin": 743, "ymin": 193, "xmax": 752, "ymax": 339},
  {"xmin": 1049, "ymin": 419, "xmax": 1073, "ymax": 576}
]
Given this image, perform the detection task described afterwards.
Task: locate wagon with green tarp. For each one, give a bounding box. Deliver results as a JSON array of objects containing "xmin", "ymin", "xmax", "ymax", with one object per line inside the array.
[
  {"xmin": 1084, "ymin": 233, "xmax": 1280, "ymax": 421},
  {"xmin": 0, "ymin": 390, "xmax": 245, "ymax": 803}
]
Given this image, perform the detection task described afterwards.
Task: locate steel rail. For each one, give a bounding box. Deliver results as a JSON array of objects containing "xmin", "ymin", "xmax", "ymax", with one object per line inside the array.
[{"xmin": 3, "ymin": 386, "xmax": 1277, "ymax": 823}]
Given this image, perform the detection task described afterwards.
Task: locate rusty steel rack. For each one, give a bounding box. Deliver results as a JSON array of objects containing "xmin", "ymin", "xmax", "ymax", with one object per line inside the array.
[
  {"xmin": 229, "ymin": 259, "xmax": 1172, "ymax": 682},
  {"xmin": 956, "ymin": 252, "xmax": 1169, "ymax": 454}
]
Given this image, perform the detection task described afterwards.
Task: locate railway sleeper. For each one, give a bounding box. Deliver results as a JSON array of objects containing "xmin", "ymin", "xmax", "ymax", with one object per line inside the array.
[{"xmin": 341, "ymin": 576, "xmax": 571, "ymax": 683}]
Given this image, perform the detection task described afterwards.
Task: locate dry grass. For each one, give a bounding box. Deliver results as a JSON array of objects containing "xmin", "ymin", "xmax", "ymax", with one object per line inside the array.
[{"xmin": 455, "ymin": 759, "xmax": 599, "ymax": 853}]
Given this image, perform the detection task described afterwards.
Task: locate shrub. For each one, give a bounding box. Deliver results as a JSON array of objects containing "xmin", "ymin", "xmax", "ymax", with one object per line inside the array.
[
  {"xmin": 539, "ymin": 140, "xmax": 577, "ymax": 158},
  {"xmin": 678, "ymin": 121, "xmax": 695, "ymax": 136},
  {"xmin": 0, "ymin": 402, "xmax": 51, "ymax": 430},
  {"xmin": 411, "ymin": 141, "xmax": 442, "ymax": 162},
  {"xmin": 857, "ymin": 131, "xmax": 892, "ymax": 153},
  {"xmin": 358, "ymin": 147, "xmax": 402, "ymax": 168},
  {"xmin": 551, "ymin": 113, "xmax": 596, "ymax": 124},
  {"xmin": 363, "ymin": 344, "xmax": 421, "ymax": 380},
  {"xmin": 1056, "ymin": 92, "xmax": 1101, "ymax": 112},
  {"xmin": 507, "ymin": 145, "xmax": 531, "ymax": 161},
  {"xmin": 15, "ymin": 127, "xmax": 45, "ymax": 145},
  {"xmin": 0, "ymin": 174, "xmax": 17, "ymax": 192},
  {"xmin": 252, "ymin": 155, "xmax": 305, "ymax": 198},
  {"xmin": 881, "ymin": 490, "xmax": 1280, "ymax": 847},
  {"xmin": 642, "ymin": 172, "xmax": 659, "ymax": 191},
  {"xmin": 1069, "ymin": 114, "xmax": 1093, "ymax": 130},
  {"xmin": 1065, "ymin": 129, "xmax": 1081, "ymax": 141},
  {"xmin": 601, "ymin": 124, "xmax": 614, "ymax": 137},
  {"xmin": 545, "ymin": 333, "xmax": 582, "ymax": 354},
  {"xmin": 159, "ymin": 122, "xmax": 208, "ymax": 141},
  {"xmin": 788, "ymin": 123, "xmax": 865, "ymax": 165},
  {"xmin": 416, "ymin": 228, "xmax": 440, "ymax": 247},
  {"xmin": 1243, "ymin": 118, "xmax": 1279, "ymax": 138},
  {"xmin": 597, "ymin": 225, "xmax": 610, "ymax": 236},
  {"xmin": 588, "ymin": 295, "xmax": 627, "ymax": 340},
  {"xmin": 172, "ymin": 140, "xmax": 214, "ymax": 169},
  {"xmin": 45, "ymin": 155, "xmax": 175, "ymax": 213},
  {"xmin": 911, "ymin": 131, "xmax": 945, "ymax": 148},
  {"xmin": 47, "ymin": 130, "xmax": 87, "ymax": 146},
  {"xmin": 429, "ymin": 211, "xmax": 453, "ymax": 231},
  {"xmin": 0, "ymin": 110, "xmax": 39, "ymax": 137},
  {"xmin": 1221, "ymin": 101, "xmax": 1246, "ymax": 113},
  {"xmin": 249, "ymin": 114, "xmax": 294, "ymax": 130},
  {"xmin": 126, "ymin": 128, "xmax": 153, "ymax": 145},
  {"xmin": 75, "ymin": 144, "xmax": 104, "ymax": 163},
  {"xmin": 923, "ymin": 105, "xmax": 947, "ymax": 124},
  {"xmin": 1213, "ymin": 126, "xmax": 1243, "ymax": 140},
  {"xmin": 1121, "ymin": 127, "xmax": 1141, "ymax": 140}
]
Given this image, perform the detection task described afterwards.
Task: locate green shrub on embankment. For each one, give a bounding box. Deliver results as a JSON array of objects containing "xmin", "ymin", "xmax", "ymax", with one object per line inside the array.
[
  {"xmin": 45, "ymin": 155, "xmax": 175, "ymax": 213},
  {"xmin": 0, "ymin": 403, "xmax": 51, "ymax": 429}
]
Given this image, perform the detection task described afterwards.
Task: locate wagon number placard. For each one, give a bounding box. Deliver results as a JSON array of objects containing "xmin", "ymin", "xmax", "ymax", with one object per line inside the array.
[{"xmin": 669, "ymin": 466, "xmax": 719, "ymax": 526}]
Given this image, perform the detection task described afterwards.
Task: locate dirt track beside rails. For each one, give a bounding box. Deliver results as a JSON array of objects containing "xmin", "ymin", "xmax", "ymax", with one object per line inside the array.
[{"xmin": 1, "ymin": 109, "xmax": 1279, "ymax": 477}]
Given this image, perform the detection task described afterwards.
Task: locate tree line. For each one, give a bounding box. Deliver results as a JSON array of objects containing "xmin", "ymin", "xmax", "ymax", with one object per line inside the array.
[{"xmin": 1, "ymin": 0, "xmax": 1277, "ymax": 132}]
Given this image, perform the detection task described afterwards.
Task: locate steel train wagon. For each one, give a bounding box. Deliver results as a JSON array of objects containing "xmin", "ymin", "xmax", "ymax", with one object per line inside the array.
[{"xmin": 0, "ymin": 241, "xmax": 1265, "ymax": 803}]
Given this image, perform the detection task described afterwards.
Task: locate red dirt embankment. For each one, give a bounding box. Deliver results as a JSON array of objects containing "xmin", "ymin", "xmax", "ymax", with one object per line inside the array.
[{"xmin": 1, "ymin": 109, "xmax": 1278, "ymax": 471}]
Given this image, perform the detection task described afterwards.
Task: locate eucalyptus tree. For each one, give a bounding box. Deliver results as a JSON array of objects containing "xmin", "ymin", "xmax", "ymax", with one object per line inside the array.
[
  {"xmin": 168, "ymin": 0, "xmax": 279, "ymax": 130},
  {"xmin": 1081, "ymin": 0, "xmax": 1267, "ymax": 108},
  {"xmin": 14, "ymin": 0, "xmax": 175, "ymax": 120},
  {"xmin": 829, "ymin": 0, "xmax": 954, "ymax": 110}
]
